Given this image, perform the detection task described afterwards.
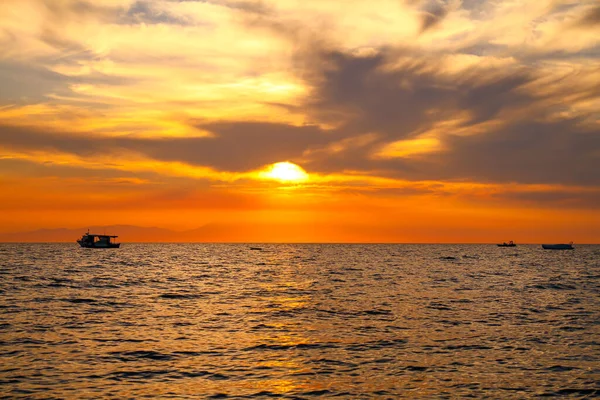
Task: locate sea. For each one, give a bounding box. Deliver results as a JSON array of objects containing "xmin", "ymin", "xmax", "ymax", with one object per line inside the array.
[{"xmin": 0, "ymin": 243, "xmax": 599, "ymax": 399}]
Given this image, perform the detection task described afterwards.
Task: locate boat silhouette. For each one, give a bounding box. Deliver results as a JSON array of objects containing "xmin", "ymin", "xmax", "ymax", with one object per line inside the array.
[
  {"xmin": 542, "ymin": 242, "xmax": 574, "ymax": 250},
  {"xmin": 497, "ymin": 241, "xmax": 516, "ymax": 247},
  {"xmin": 77, "ymin": 231, "xmax": 121, "ymax": 248}
]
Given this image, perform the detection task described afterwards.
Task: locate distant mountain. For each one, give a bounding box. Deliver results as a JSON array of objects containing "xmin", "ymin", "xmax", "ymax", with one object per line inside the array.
[
  {"xmin": 0, "ymin": 223, "xmax": 315, "ymax": 243},
  {"xmin": 0, "ymin": 225, "xmax": 189, "ymax": 242}
]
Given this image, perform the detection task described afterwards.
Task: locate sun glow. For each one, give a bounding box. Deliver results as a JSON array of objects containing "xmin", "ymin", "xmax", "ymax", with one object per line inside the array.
[{"xmin": 260, "ymin": 162, "xmax": 309, "ymax": 183}]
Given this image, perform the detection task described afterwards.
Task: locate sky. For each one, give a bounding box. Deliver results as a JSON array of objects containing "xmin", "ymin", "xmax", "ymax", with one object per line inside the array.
[{"xmin": 0, "ymin": 0, "xmax": 599, "ymax": 242}]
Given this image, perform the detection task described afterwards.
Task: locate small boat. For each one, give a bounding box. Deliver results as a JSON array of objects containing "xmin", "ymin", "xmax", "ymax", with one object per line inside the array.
[
  {"xmin": 542, "ymin": 243, "xmax": 574, "ymax": 250},
  {"xmin": 498, "ymin": 241, "xmax": 516, "ymax": 247},
  {"xmin": 77, "ymin": 231, "xmax": 120, "ymax": 248}
]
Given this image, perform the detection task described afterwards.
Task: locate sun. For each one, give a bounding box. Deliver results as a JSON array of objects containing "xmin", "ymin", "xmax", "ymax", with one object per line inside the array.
[{"xmin": 260, "ymin": 162, "xmax": 309, "ymax": 183}]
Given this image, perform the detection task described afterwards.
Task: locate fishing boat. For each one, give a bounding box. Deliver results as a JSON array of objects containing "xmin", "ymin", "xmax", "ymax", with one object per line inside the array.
[
  {"xmin": 497, "ymin": 241, "xmax": 516, "ymax": 247},
  {"xmin": 541, "ymin": 243, "xmax": 574, "ymax": 250},
  {"xmin": 77, "ymin": 231, "xmax": 120, "ymax": 248}
]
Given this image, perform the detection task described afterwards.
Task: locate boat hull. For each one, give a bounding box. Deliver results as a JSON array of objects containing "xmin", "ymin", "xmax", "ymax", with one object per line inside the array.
[
  {"xmin": 78, "ymin": 241, "xmax": 121, "ymax": 248},
  {"xmin": 497, "ymin": 244, "xmax": 516, "ymax": 247},
  {"xmin": 542, "ymin": 244, "xmax": 573, "ymax": 250}
]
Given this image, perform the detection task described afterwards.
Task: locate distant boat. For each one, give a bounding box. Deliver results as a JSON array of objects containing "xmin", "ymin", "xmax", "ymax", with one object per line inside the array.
[
  {"xmin": 497, "ymin": 241, "xmax": 516, "ymax": 247},
  {"xmin": 542, "ymin": 243, "xmax": 574, "ymax": 250},
  {"xmin": 77, "ymin": 231, "xmax": 120, "ymax": 248}
]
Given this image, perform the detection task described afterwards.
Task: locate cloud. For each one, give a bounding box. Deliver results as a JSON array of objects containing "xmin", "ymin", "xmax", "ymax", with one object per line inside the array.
[
  {"xmin": 2, "ymin": 31, "xmax": 598, "ymax": 189},
  {"xmin": 277, "ymin": 44, "xmax": 598, "ymax": 186},
  {"xmin": 120, "ymin": 0, "xmax": 197, "ymax": 25},
  {"xmin": 306, "ymin": 50, "xmax": 454, "ymax": 136},
  {"xmin": 0, "ymin": 63, "xmax": 72, "ymax": 104},
  {"xmin": 197, "ymin": 0, "xmax": 271, "ymax": 15},
  {"xmin": 576, "ymin": 5, "xmax": 600, "ymax": 27},
  {"xmin": 1, "ymin": 0, "xmax": 599, "ymax": 203},
  {"xmin": 420, "ymin": 1, "xmax": 449, "ymax": 33},
  {"xmin": 435, "ymin": 118, "xmax": 600, "ymax": 186},
  {"xmin": 0, "ymin": 122, "xmax": 334, "ymax": 172}
]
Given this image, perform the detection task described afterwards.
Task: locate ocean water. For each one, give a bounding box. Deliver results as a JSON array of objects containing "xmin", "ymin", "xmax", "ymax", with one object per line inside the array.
[{"xmin": 0, "ymin": 243, "xmax": 599, "ymax": 399}]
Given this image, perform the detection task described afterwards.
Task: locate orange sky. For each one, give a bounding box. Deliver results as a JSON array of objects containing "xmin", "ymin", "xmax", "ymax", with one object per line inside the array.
[{"xmin": 0, "ymin": 0, "xmax": 599, "ymax": 242}]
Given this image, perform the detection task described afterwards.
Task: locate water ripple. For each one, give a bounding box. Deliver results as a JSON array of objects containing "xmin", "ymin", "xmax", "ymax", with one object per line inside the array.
[{"xmin": 0, "ymin": 243, "xmax": 599, "ymax": 398}]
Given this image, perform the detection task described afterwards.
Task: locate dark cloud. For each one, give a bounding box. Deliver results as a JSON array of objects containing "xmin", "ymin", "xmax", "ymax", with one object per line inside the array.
[
  {"xmin": 459, "ymin": 0, "xmax": 494, "ymax": 19},
  {"xmin": 120, "ymin": 1, "xmax": 196, "ymax": 25},
  {"xmin": 0, "ymin": 63, "xmax": 71, "ymax": 104},
  {"xmin": 213, "ymin": 0, "xmax": 271, "ymax": 15},
  {"xmin": 456, "ymin": 72, "xmax": 532, "ymax": 123},
  {"xmin": 309, "ymin": 49, "xmax": 535, "ymax": 134},
  {"xmin": 166, "ymin": 0, "xmax": 271, "ymax": 15},
  {"xmin": 433, "ymin": 119, "xmax": 600, "ymax": 186},
  {"xmin": 458, "ymin": 43, "xmax": 508, "ymax": 57},
  {"xmin": 518, "ymin": 46, "xmax": 600, "ymax": 63},
  {"xmin": 37, "ymin": 0, "xmax": 206, "ymax": 28},
  {"xmin": 577, "ymin": 6, "xmax": 600, "ymax": 27},
  {"xmin": 292, "ymin": 48, "xmax": 599, "ymax": 186},
  {"xmin": 309, "ymin": 51, "xmax": 455, "ymax": 137},
  {"xmin": 0, "ymin": 60, "xmax": 136, "ymax": 105},
  {"xmin": 296, "ymin": 49, "xmax": 532, "ymax": 166},
  {"xmin": 0, "ymin": 122, "xmax": 337, "ymax": 172},
  {"xmin": 153, "ymin": 121, "xmax": 339, "ymax": 170},
  {"xmin": 420, "ymin": 1, "xmax": 448, "ymax": 33}
]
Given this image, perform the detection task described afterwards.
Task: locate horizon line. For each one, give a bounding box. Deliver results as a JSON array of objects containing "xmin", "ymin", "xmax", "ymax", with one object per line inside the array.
[{"xmin": 0, "ymin": 241, "xmax": 597, "ymax": 245}]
